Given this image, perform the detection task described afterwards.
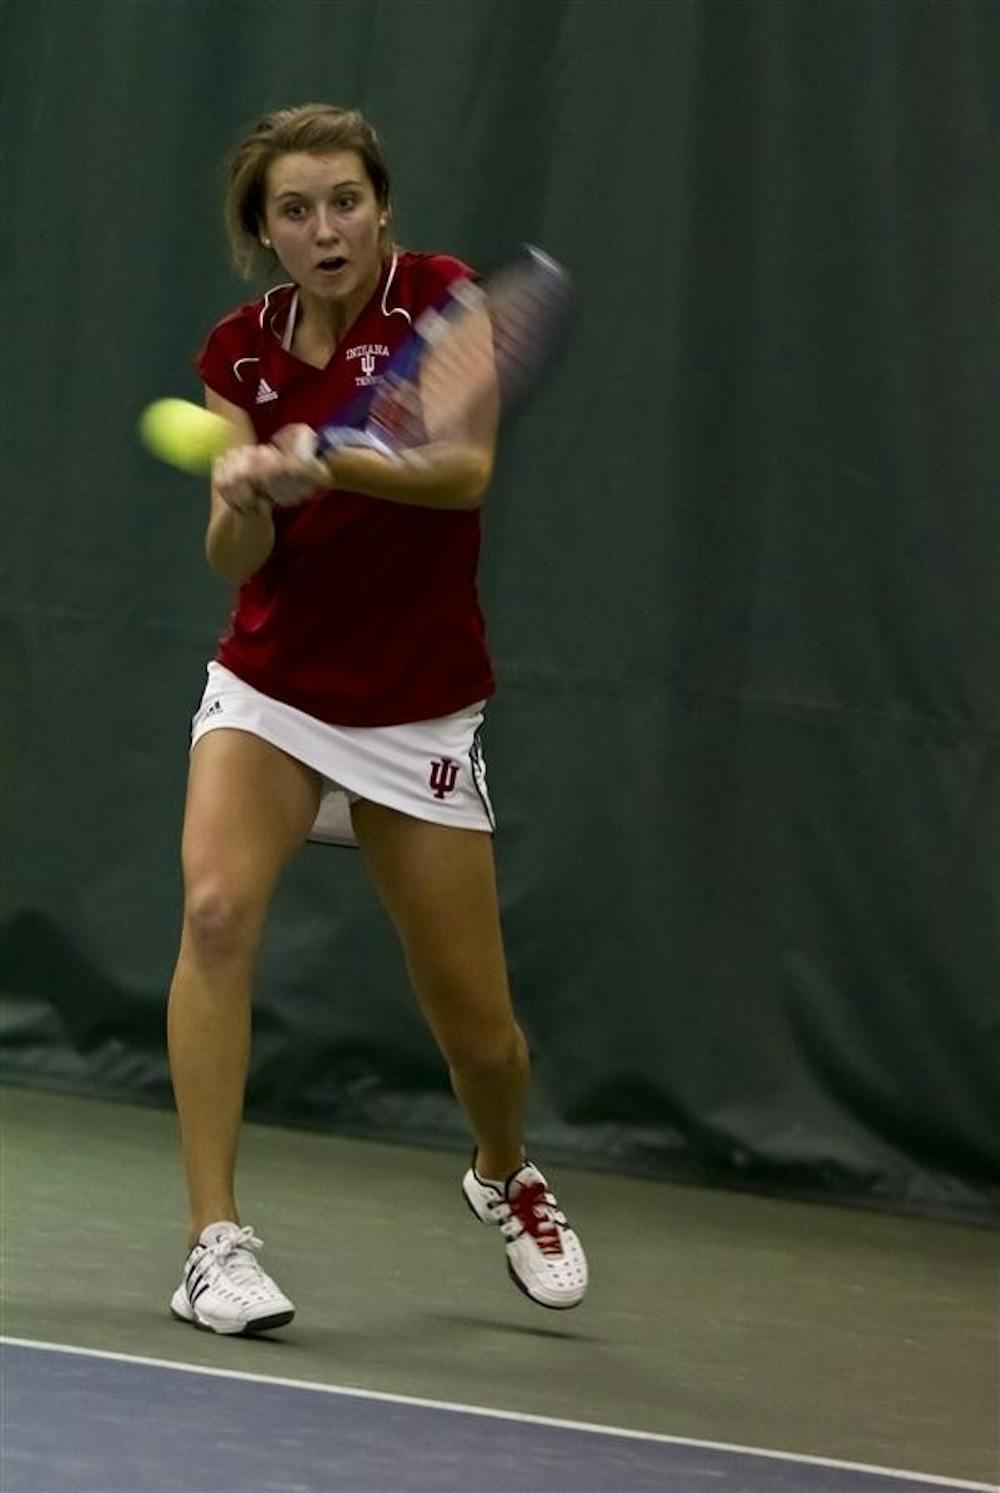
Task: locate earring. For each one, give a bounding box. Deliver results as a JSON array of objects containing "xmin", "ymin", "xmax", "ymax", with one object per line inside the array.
[{"xmin": 262, "ymin": 237, "xmax": 272, "ymax": 249}]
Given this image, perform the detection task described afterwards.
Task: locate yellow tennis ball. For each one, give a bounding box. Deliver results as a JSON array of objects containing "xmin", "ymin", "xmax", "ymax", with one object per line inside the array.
[{"xmin": 138, "ymin": 398, "xmax": 234, "ymax": 475}]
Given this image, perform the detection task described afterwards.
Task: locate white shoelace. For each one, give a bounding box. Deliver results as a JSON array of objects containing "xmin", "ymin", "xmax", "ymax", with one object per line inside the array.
[{"xmin": 204, "ymin": 1226, "xmax": 266, "ymax": 1288}]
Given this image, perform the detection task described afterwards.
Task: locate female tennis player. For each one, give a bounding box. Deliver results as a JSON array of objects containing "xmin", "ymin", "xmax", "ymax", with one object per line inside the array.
[{"xmin": 166, "ymin": 104, "xmax": 587, "ymax": 1334}]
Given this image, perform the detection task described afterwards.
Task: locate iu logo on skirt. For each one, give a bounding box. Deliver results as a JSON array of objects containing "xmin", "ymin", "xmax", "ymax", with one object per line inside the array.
[{"xmin": 429, "ymin": 757, "xmax": 460, "ymax": 799}]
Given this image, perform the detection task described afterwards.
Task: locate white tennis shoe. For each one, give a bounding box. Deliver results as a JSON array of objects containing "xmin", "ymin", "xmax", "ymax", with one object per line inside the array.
[
  {"xmin": 462, "ymin": 1158, "xmax": 588, "ymax": 1309},
  {"xmin": 170, "ymin": 1221, "xmax": 295, "ymax": 1335}
]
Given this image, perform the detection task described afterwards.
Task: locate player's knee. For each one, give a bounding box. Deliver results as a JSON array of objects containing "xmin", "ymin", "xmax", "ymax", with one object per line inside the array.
[
  {"xmin": 183, "ymin": 882, "xmax": 261, "ymax": 964},
  {"xmin": 442, "ymin": 1018, "xmax": 525, "ymax": 1076}
]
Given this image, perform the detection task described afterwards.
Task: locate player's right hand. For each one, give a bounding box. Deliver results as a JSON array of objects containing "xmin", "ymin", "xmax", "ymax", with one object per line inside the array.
[{"xmin": 212, "ymin": 445, "xmax": 277, "ymax": 517}]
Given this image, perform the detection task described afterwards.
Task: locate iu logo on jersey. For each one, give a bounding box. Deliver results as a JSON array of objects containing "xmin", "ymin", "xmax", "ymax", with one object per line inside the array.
[
  {"xmin": 346, "ymin": 342, "xmax": 390, "ymax": 388},
  {"xmin": 429, "ymin": 757, "xmax": 460, "ymax": 799}
]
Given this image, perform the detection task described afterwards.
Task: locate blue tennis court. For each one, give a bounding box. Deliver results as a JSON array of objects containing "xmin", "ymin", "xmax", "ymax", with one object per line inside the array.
[{"xmin": 5, "ymin": 1339, "xmax": 995, "ymax": 1493}]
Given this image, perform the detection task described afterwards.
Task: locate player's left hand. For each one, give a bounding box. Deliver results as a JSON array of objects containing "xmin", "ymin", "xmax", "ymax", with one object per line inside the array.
[{"xmin": 254, "ymin": 425, "xmax": 330, "ymax": 507}]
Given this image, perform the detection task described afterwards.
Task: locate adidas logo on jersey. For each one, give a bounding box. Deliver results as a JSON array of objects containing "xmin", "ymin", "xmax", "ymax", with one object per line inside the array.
[{"xmin": 255, "ymin": 378, "xmax": 278, "ymax": 404}]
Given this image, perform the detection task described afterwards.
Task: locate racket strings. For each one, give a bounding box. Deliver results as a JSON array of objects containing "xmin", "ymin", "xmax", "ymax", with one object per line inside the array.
[
  {"xmin": 489, "ymin": 277, "xmax": 569, "ymax": 396},
  {"xmin": 368, "ymin": 252, "xmax": 569, "ymax": 447}
]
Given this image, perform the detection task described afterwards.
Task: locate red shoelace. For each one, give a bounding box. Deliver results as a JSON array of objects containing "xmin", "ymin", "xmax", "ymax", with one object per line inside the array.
[{"xmin": 507, "ymin": 1180, "xmax": 565, "ymax": 1257}]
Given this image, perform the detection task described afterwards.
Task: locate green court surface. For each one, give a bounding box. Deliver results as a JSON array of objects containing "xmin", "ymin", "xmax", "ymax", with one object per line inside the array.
[{"xmin": 2, "ymin": 1086, "xmax": 997, "ymax": 1487}]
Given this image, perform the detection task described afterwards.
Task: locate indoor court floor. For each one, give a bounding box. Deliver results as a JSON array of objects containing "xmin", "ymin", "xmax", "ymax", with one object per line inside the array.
[{"xmin": 2, "ymin": 1086, "xmax": 997, "ymax": 1492}]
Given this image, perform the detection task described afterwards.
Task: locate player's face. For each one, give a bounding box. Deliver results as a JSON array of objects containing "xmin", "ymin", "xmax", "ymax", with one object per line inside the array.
[{"xmin": 262, "ymin": 150, "xmax": 386, "ymax": 306}]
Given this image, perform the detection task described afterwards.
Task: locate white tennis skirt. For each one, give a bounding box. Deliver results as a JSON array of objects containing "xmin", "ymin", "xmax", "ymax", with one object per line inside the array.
[{"xmin": 190, "ymin": 662, "xmax": 495, "ymax": 847}]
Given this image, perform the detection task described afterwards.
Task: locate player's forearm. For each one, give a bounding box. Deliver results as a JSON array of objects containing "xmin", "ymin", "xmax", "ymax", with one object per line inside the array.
[
  {"xmin": 323, "ymin": 442, "xmax": 493, "ymax": 510},
  {"xmin": 205, "ymin": 505, "xmax": 275, "ymax": 585}
]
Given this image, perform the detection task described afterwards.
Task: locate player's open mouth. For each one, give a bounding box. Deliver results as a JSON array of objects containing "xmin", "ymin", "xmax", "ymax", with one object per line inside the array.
[{"xmin": 316, "ymin": 257, "xmax": 347, "ymax": 274}]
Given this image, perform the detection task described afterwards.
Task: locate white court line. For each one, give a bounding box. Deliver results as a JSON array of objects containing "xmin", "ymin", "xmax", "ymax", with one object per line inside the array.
[{"xmin": 3, "ymin": 1336, "xmax": 995, "ymax": 1493}]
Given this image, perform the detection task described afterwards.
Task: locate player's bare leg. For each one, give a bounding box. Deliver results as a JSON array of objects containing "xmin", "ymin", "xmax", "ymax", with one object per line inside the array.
[
  {"xmin": 352, "ymin": 800, "xmax": 588, "ymax": 1307},
  {"xmin": 167, "ymin": 730, "xmax": 320, "ymax": 1242},
  {"xmin": 350, "ymin": 803, "xmax": 527, "ymax": 1179}
]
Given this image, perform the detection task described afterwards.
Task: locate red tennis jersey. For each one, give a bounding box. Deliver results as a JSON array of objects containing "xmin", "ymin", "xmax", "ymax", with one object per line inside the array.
[{"xmin": 195, "ymin": 251, "xmax": 496, "ymax": 726}]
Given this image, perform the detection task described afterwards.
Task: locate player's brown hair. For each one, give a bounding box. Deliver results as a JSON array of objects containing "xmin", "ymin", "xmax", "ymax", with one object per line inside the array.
[{"xmin": 224, "ymin": 104, "xmax": 392, "ymax": 279}]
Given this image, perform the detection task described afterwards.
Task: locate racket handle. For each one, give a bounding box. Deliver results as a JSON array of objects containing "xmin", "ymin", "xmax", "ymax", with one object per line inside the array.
[{"xmin": 315, "ymin": 425, "xmax": 396, "ymax": 459}]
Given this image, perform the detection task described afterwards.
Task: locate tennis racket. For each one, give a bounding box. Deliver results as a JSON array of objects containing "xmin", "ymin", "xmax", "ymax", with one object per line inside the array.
[{"xmin": 314, "ymin": 244, "xmax": 571, "ymax": 459}]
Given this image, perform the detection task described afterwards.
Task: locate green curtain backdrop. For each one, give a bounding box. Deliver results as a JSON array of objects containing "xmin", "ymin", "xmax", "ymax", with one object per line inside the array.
[{"xmin": 2, "ymin": 0, "xmax": 997, "ymax": 1220}]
